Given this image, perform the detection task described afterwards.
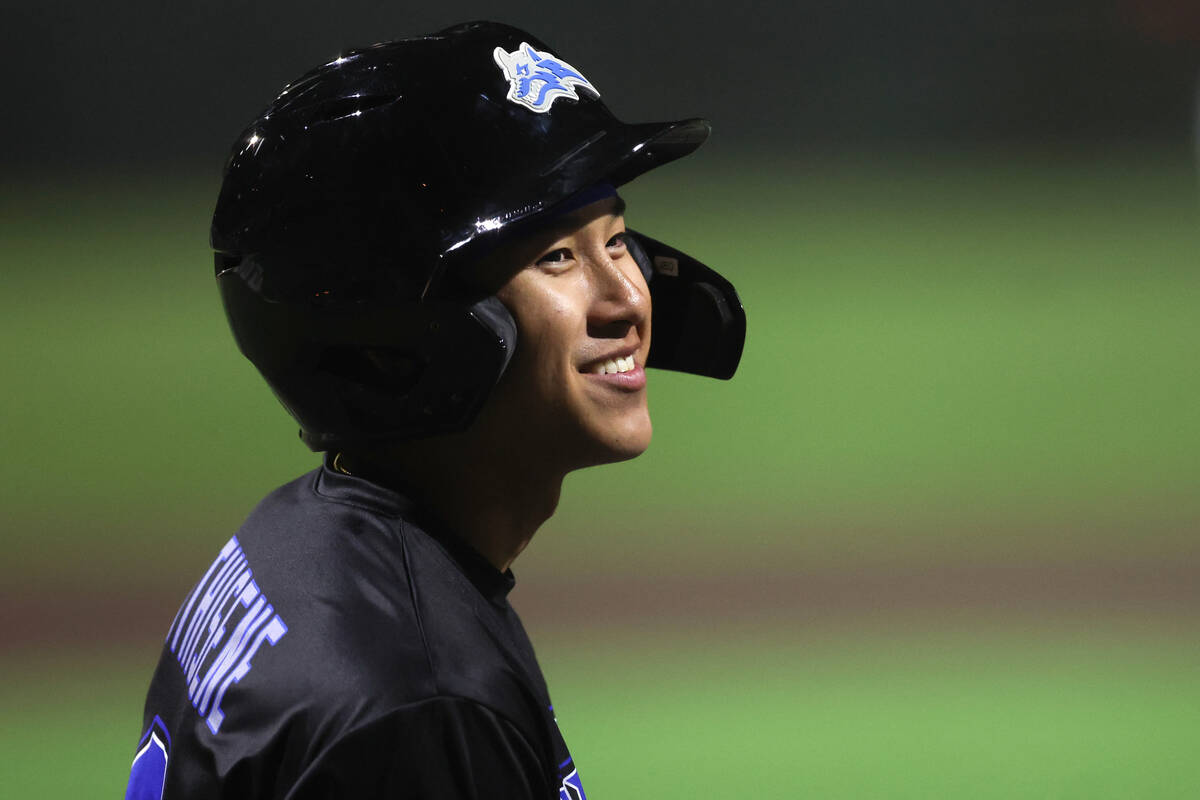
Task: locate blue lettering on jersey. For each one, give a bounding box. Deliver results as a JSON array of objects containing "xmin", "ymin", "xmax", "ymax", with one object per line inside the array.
[
  {"xmin": 125, "ymin": 716, "xmax": 170, "ymax": 800},
  {"xmin": 165, "ymin": 536, "xmax": 288, "ymax": 733}
]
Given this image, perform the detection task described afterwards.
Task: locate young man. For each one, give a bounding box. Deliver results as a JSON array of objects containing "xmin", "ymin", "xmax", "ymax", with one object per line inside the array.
[{"xmin": 126, "ymin": 21, "xmax": 744, "ymax": 799}]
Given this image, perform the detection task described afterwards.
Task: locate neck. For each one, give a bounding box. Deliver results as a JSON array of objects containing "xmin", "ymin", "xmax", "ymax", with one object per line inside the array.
[{"xmin": 340, "ymin": 434, "xmax": 566, "ymax": 573}]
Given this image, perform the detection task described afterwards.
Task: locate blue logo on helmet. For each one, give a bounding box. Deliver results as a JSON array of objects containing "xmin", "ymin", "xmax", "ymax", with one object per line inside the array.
[{"xmin": 493, "ymin": 43, "xmax": 599, "ymax": 113}]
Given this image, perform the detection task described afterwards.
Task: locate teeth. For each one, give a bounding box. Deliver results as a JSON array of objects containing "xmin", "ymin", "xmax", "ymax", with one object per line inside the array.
[{"xmin": 591, "ymin": 355, "xmax": 636, "ymax": 375}]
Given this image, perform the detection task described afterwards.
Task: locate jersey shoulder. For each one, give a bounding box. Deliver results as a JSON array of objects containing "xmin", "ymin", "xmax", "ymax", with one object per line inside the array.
[{"xmin": 138, "ymin": 465, "xmax": 558, "ymax": 797}]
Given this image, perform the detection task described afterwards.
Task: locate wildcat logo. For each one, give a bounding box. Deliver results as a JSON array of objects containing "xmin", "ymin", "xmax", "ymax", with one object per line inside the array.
[{"xmin": 493, "ymin": 43, "xmax": 599, "ymax": 113}]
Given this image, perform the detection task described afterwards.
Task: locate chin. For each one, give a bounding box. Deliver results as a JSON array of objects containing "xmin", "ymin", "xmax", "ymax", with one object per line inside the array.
[{"xmin": 584, "ymin": 413, "xmax": 653, "ymax": 467}]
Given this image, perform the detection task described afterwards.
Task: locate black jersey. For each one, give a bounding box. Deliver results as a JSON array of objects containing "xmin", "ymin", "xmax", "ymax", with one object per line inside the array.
[{"xmin": 126, "ymin": 462, "xmax": 586, "ymax": 799}]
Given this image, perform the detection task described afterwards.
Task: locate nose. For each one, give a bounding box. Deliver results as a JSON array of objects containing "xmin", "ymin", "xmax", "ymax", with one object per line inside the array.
[{"xmin": 586, "ymin": 252, "xmax": 649, "ymax": 337}]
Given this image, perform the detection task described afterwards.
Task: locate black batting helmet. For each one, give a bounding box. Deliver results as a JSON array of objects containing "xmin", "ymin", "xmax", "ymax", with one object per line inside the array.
[{"xmin": 212, "ymin": 20, "xmax": 745, "ymax": 451}]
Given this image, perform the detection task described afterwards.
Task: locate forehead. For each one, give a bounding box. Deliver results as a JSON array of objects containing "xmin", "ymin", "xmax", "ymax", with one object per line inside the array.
[{"xmin": 523, "ymin": 194, "xmax": 627, "ymax": 242}]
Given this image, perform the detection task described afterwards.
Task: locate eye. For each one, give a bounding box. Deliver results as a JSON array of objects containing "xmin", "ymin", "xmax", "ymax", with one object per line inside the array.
[
  {"xmin": 606, "ymin": 232, "xmax": 628, "ymax": 252},
  {"xmin": 536, "ymin": 247, "xmax": 572, "ymax": 268}
]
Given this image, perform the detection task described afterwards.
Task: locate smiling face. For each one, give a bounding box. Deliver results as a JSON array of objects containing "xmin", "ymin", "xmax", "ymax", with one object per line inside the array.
[{"xmin": 469, "ymin": 194, "xmax": 653, "ymax": 473}]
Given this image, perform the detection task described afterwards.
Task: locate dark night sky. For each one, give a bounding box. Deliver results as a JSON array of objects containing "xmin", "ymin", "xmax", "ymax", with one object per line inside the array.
[{"xmin": 3, "ymin": 0, "xmax": 1198, "ymax": 171}]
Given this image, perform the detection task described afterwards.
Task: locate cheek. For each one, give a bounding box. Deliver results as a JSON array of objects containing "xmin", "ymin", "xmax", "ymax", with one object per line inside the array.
[{"xmin": 503, "ymin": 287, "xmax": 581, "ymax": 381}]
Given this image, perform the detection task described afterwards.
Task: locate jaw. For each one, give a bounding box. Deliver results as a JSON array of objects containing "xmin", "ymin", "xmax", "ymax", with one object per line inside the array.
[
  {"xmin": 567, "ymin": 375, "xmax": 653, "ymax": 465},
  {"xmin": 477, "ymin": 352, "xmax": 654, "ymax": 475}
]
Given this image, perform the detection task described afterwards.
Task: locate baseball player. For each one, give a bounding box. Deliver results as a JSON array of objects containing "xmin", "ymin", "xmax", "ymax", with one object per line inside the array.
[{"xmin": 125, "ymin": 20, "xmax": 744, "ymax": 799}]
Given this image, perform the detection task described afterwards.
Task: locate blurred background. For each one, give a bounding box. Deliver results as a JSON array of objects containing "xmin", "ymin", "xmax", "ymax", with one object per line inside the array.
[{"xmin": 2, "ymin": 0, "xmax": 1198, "ymax": 796}]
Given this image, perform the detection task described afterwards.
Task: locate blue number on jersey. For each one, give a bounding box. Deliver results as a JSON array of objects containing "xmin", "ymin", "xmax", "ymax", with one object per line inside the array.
[{"xmin": 125, "ymin": 716, "xmax": 170, "ymax": 800}]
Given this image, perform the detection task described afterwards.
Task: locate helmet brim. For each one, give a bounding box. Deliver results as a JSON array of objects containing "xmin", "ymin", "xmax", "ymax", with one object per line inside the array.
[
  {"xmin": 426, "ymin": 117, "xmax": 711, "ymax": 297},
  {"xmin": 602, "ymin": 117, "xmax": 712, "ymax": 186}
]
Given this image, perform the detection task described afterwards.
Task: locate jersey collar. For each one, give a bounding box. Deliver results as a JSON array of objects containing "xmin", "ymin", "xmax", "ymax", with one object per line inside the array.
[{"xmin": 315, "ymin": 457, "xmax": 516, "ymax": 605}]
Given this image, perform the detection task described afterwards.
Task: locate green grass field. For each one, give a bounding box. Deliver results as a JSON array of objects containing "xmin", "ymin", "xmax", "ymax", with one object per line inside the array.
[
  {"xmin": 6, "ymin": 624, "xmax": 1199, "ymax": 797},
  {"xmin": 2, "ymin": 151, "xmax": 1198, "ymax": 796}
]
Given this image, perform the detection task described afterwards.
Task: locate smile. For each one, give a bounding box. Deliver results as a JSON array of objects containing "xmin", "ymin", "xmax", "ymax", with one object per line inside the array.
[
  {"xmin": 581, "ymin": 352, "xmax": 647, "ymax": 392},
  {"xmin": 588, "ymin": 355, "xmax": 637, "ymax": 375}
]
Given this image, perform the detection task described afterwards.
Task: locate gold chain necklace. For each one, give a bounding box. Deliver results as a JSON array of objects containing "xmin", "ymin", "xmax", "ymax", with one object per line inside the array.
[{"xmin": 331, "ymin": 452, "xmax": 353, "ymax": 476}]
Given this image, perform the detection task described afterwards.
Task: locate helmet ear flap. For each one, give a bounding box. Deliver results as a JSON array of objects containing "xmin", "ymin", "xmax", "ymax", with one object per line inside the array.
[
  {"xmin": 218, "ymin": 261, "xmax": 519, "ymax": 450},
  {"xmin": 302, "ymin": 295, "xmax": 519, "ymax": 450},
  {"xmin": 627, "ymin": 230, "xmax": 746, "ymax": 380}
]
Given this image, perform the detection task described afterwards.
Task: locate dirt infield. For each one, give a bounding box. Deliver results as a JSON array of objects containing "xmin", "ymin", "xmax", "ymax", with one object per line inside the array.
[
  {"xmin": 5, "ymin": 558, "xmax": 1198, "ymax": 654},
  {"xmin": 512, "ymin": 559, "xmax": 1200, "ymax": 637}
]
